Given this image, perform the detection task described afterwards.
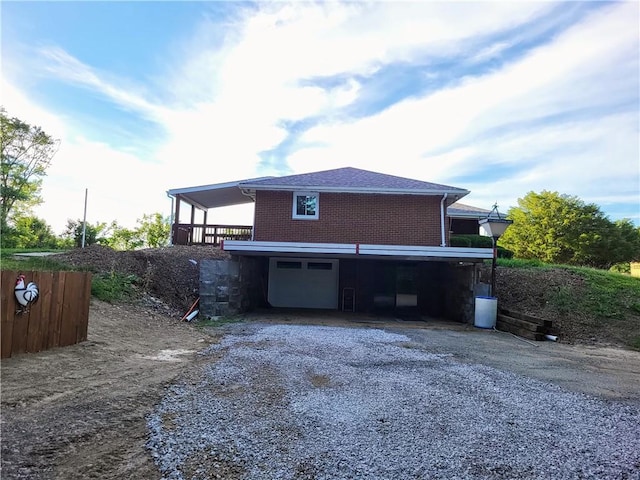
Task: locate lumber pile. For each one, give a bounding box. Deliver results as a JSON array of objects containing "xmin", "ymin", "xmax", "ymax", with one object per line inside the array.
[{"xmin": 496, "ymin": 308, "xmax": 554, "ymax": 341}]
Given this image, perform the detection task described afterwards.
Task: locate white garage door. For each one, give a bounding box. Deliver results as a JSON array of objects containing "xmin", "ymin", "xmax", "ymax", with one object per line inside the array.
[{"xmin": 268, "ymin": 257, "xmax": 339, "ymax": 309}]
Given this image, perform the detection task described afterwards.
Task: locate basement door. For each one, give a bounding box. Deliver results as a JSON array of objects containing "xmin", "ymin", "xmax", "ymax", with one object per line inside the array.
[{"xmin": 268, "ymin": 258, "xmax": 339, "ymax": 309}]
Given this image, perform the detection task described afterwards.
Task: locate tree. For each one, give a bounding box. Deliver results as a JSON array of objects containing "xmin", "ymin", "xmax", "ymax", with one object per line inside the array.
[
  {"xmin": 136, "ymin": 213, "xmax": 170, "ymax": 248},
  {"xmin": 12, "ymin": 216, "xmax": 60, "ymax": 249},
  {"xmin": 499, "ymin": 191, "xmax": 639, "ymax": 269},
  {"xmin": 104, "ymin": 221, "xmax": 143, "ymax": 251},
  {"xmin": 0, "ymin": 108, "xmax": 59, "ymax": 230},
  {"xmin": 63, "ymin": 219, "xmax": 108, "ymax": 248}
]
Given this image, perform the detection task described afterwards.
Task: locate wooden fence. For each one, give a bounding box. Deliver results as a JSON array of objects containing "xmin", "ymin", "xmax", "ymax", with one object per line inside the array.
[{"xmin": 1, "ymin": 270, "xmax": 92, "ymax": 359}]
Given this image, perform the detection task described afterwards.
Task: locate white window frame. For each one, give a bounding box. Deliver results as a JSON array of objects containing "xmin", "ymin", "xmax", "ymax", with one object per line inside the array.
[{"xmin": 292, "ymin": 191, "xmax": 319, "ymax": 220}]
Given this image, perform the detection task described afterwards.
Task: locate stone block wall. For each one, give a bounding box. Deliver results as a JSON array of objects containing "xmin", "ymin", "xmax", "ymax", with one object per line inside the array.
[{"xmin": 199, "ymin": 257, "xmax": 264, "ymax": 318}]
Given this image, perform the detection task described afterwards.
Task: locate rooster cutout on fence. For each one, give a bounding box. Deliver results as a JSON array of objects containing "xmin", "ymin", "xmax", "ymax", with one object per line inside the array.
[{"xmin": 15, "ymin": 274, "xmax": 39, "ymax": 314}]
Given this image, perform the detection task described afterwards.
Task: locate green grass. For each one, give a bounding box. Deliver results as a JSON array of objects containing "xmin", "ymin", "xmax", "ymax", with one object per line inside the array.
[
  {"xmin": 0, "ymin": 248, "xmax": 74, "ymax": 272},
  {"xmin": 195, "ymin": 315, "xmax": 245, "ymax": 328},
  {"xmin": 564, "ymin": 266, "xmax": 640, "ymax": 319},
  {"xmin": 497, "ymin": 257, "xmax": 640, "ymax": 350},
  {"xmin": 91, "ymin": 272, "xmax": 139, "ymax": 303},
  {"xmin": 496, "ymin": 258, "xmax": 553, "ymax": 269}
]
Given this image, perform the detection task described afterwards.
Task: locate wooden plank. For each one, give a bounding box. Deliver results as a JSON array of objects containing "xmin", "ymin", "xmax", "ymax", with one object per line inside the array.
[
  {"xmin": 1, "ymin": 271, "xmax": 15, "ymax": 358},
  {"xmin": 10, "ymin": 270, "xmax": 31, "ymax": 355},
  {"xmin": 77, "ymin": 272, "xmax": 92, "ymax": 343},
  {"xmin": 497, "ymin": 314, "xmax": 546, "ymax": 333},
  {"xmin": 59, "ymin": 272, "xmax": 89, "ymax": 347},
  {"xmin": 26, "ymin": 271, "xmax": 51, "ymax": 353},
  {"xmin": 59, "ymin": 272, "xmax": 77, "ymax": 347},
  {"xmin": 496, "ymin": 321, "xmax": 546, "ymax": 341},
  {"xmin": 26, "ymin": 271, "xmax": 46, "ymax": 353},
  {"xmin": 35, "ymin": 272, "xmax": 54, "ymax": 352},
  {"xmin": 47, "ymin": 271, "xmax": 65, "ymax": 349},
  {"xmin": 499, "ymin": 308, "xmax": 552, "ymax": 328}
]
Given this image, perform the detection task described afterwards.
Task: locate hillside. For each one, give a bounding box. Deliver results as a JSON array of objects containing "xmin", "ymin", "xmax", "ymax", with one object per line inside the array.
[{"xmin": 49, "ymin": 245, "xmax": 640, "ymax": 350}]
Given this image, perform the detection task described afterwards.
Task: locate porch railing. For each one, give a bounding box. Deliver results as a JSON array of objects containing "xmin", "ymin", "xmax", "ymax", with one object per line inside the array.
[{"xmin": 172, "ymin": 224, "xmax": 253, "ymax": 246}]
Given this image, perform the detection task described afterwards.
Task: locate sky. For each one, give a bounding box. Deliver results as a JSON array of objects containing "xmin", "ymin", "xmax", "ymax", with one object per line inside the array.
[{"xmin": 2, "ymin": 0, "xmax": 639, "ymax": 235}]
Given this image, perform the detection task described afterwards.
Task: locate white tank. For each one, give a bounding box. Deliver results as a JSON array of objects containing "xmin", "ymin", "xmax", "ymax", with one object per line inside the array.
[{"xmin": 474, "ymin": 296, "xmax": 497, "ymax": 329}]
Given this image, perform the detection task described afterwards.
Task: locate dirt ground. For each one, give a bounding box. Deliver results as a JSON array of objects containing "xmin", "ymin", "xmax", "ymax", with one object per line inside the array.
[
  {"xmin": 1, "ymin": 299, "xmax": 215, "ymax": 479},
  {"xmin": 2, "ymin": 301, "xmax": 640, "ymax": 479}
]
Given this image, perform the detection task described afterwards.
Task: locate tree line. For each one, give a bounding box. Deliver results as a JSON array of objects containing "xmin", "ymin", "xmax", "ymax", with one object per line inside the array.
[
  {"xmin": 1, "ymin": 107, "xmax": 170, "ymax": 250},
  {"xmin": 1, "ymin": 107, "xmax": 639, "ymax": 269}
]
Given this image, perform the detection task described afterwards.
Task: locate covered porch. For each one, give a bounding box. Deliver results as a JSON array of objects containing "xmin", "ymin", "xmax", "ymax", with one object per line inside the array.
[{"xmin": 166, "ymin": 177, "xmax": 266, "ymax": 245}]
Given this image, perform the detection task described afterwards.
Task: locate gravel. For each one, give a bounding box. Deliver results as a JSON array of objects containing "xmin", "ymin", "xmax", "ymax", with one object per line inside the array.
[{"xmin": 146, "ymin": 323, "xmax": 640, "ymax": 479}]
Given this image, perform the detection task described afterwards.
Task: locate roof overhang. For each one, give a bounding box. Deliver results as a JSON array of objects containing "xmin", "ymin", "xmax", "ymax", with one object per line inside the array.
[
  {"xmin": 166, "ymin": 177, "xmax": 273, "ymax": 210},
  {"xmin": 239, "ymin": 183, "xmax": 469, "ymax": 198},
  {"xmin": 222, "ymin": 240, "xmax": 492, "ymax": 262}
]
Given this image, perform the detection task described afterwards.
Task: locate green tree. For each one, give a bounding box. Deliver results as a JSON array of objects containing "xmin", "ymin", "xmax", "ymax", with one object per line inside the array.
[
  {"xmin": 0, "ymin": 107, "xmax": 59, "ymax": 231},
  {"xmin": 136, "ymin": 213, "xmax": 170, "ymax": 248},
  {"xmin": 12, "ymin": 216, "xmax": 60, "ymax": 249},
  {"xmin": 104, "ymin": 221, "xmax": 143, "ymax": 251},
  {"xmin": 62, "ymin": 219, "xmax": 108, "ymax": 248},
  {"xmin": 499, "ymin": 191, "xmax": 639, "ymax": 269}
]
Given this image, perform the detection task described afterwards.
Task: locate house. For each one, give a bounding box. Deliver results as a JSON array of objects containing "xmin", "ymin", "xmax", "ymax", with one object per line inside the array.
[
  {"xmin": 447, "ymin": 203, "xmax": 496, "ymax": 235},
  {"xmin": 167, "ymin": 167, "xmax": 494, "ymax": 321}
]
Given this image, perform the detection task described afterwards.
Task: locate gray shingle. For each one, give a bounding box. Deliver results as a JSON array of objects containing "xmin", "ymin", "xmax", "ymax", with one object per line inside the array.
[{"xmin": 239, "ymin": 167, "xmax": 467, "ymax": 193}]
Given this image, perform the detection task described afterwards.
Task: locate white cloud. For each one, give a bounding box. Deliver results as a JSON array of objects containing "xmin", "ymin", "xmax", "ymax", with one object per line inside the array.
[{"xmin": 2, "ymin": 0, "xmax": 637, "ymax": 236}]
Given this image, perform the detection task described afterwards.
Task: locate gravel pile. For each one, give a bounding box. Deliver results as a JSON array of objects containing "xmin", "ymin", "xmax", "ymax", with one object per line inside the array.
[{"xmin": 146, "ymin": 324, "xmax": 639, "ymax": 479}]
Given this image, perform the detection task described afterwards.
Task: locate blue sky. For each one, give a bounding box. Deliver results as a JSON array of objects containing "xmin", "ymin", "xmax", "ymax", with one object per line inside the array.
[{"xmin": 2, "ymin": 1, "xmax": 639, "ymax": 234}]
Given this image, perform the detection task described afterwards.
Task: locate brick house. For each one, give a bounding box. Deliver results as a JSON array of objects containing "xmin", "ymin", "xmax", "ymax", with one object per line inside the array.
[{"xmin": 167, "ymin": 167, "xmax": 493, "ymax": 321}]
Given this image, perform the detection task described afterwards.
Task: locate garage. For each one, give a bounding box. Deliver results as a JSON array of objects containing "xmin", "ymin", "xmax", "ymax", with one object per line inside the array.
[{"xmin": 268, "ymin": 257, "xmax": 339, "ymax": 309}]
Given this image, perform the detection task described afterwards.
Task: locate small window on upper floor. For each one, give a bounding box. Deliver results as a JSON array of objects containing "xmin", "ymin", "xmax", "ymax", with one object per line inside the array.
[{"xmin": 292, "ymin": 192, "xmax": 319, "ymax": 220}]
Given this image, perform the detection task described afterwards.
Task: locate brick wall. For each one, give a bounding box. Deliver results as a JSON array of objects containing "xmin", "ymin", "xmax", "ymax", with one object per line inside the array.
[{"xmin": 253, "ymin": 191, "xmax": 449, "ymax": 246}]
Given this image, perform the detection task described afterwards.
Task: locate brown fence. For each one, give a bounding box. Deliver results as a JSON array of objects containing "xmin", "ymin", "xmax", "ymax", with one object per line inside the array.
[{"xmin": 1, "ymin": 270, "xmax": 92, "ymax": 359}]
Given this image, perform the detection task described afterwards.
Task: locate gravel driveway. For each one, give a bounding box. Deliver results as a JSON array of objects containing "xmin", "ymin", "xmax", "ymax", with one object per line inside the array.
[{"xmin": 146, "ymin": 322, "xmax": 640, "ymax": 480}]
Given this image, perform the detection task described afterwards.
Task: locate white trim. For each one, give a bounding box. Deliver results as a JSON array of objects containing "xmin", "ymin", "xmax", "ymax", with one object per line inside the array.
[
  {"xmin": 223, "ymin": 240, "xmax": 493, "ymax": 260},
  {"xmin": 292, "ymin": 191, "xmax": 319, "ymax": 220}
]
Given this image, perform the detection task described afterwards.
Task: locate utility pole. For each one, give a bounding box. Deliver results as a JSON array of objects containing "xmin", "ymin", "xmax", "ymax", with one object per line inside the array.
[{"xmin": 81, "ymin": 188, "xmax": 88, "ymax": 248}]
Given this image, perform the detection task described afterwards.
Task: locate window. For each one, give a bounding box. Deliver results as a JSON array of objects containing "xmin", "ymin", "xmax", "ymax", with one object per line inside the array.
[
  {"xmin": 308, "ymin": 262, "xmax": 333, "ymax": 270},
  {"xmin": 292, "ymin": 192, "xmax": 319, "ymax": 219},
  {"xmin": 277, "ymin": 261, "xmax": 302, "ymax": 269}
]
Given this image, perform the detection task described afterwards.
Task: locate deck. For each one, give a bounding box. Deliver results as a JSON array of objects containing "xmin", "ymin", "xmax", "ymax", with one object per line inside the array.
[{"xmin": 172, "ymin": 224, "xmax": 252, "ymax": 246}]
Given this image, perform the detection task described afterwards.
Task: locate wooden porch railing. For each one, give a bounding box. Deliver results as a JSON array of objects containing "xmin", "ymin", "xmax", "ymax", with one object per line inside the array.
[{"xmin": 172, "ymin": 224, "xmax": 252, "ymax": 246}]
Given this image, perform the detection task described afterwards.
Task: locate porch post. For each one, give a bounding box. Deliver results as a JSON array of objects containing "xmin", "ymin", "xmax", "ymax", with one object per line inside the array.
[{"xmin": 172, "ymin": 195, "xmax": 182, "ymax": 245}]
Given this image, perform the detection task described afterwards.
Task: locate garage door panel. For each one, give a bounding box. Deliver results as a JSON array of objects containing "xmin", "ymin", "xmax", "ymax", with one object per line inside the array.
[{"xmin": 268, "ymin": 258, "xmax": 338, "ymax": 309}]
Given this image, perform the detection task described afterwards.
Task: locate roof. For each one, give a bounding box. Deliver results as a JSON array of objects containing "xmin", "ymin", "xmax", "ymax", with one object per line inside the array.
[
  {"xmin": 448, "ymin": 202, "xmax": 504, "ymax": 219},
  {"xmin": 239, "ymin": 167, "xmax": 469, "ymax": 197},
  {"xmin": 166, "ymin": 177, "xmax": 273, "ymax": 210},
  {"xmin": 167, "ymin": 167, "xmax": 469, "ymax": 210}
]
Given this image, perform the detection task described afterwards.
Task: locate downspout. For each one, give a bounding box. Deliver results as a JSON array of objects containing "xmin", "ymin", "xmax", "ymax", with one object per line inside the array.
[
  {"xmin": 167, "ymin": 193, "xmax": 175, "ymax": 246},
  {"xmin": 440, "ymin": 193, "xmax": 448, "ymax": 247}
]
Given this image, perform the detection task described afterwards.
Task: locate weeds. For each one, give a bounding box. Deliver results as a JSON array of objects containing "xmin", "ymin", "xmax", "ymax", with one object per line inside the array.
[
  {"xmin": 91, "ymin": 272, "xmax": 139, "ymax": 303},
  {"xmin": 548, "ymin": 285, "xmax": 578, "ymax": 316}
]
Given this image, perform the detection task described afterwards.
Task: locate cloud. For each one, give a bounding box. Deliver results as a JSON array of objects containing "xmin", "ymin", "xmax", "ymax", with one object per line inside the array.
[
  {"xmin": 286, "ymin": 1, "xmax": 639, "ymax": 215},
  {"xmin": 1, "ymin": 0, "xmax": 637, "ymax": 235}
]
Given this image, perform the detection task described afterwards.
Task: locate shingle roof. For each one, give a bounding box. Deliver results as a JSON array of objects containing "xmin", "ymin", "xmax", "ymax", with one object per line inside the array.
[{"xmin": 239, "ymin": 167, "xmax": 468, "ymax": 195}]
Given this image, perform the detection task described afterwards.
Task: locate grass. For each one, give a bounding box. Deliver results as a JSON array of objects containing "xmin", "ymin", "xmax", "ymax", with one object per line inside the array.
[
  {"xmin": 1, "ymin": 248, "xmax": 74, "ymax": 272},
  {"xmin": 497, "ymin": 257, "xmax": 640, "ymax": 350},
  {"xmin": 91, "ymin": 272, "xmax": 139, "ymax": 303},
  {"xmin": 496, "ymin": 258, "xmax": 553, "ymax": 269},
  {"xmin": 1, "ymin": 248, "xmax": 136, "ymax": 303}
]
